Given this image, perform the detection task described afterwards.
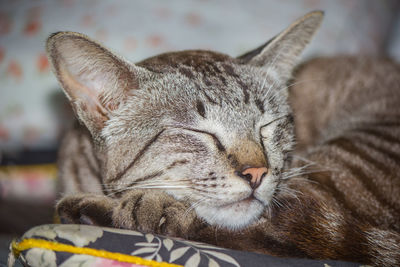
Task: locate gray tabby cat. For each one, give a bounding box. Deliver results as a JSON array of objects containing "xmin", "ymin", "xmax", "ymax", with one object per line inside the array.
[{"xmin": 47, "ymin": 11, "xmax": 400, "ymax": 266}]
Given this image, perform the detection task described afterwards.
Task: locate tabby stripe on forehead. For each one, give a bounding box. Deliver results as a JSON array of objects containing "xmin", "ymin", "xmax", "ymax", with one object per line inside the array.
[
  {"xmin": 193, "ymin": 82, "xmax": 218, "ymax": 105},
  {"xmin": 109, "ymin": 130, "xmax": 165, "ymax": 183},
  {"xmin": 238, "ymin": 79, "xmax": 250, "ymax": 104},
  {"xmin": 211, "ymin": 64, "xmax": 228, "ymax": 85},
  {"xmin": 222, "ymin": 63, "xmax": 249, "ymax": 104},
  {"xmin": 196, "ymin": 100, "xmax": 206, "ymax": 118},
  {"xmin": 203, "ymin": 91, "xmax": 218, "ymax": 105},
  {"xmin": 255, "ymin": 98, "xmax": 265, "ymax": 113},
  {"xmin": 179, "ymin": 67, "xmax": 195, "ymax": 79}
]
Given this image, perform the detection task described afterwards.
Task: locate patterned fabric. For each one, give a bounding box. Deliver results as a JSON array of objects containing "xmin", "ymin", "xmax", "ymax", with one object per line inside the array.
[
  {"xmin": 0, "ymin": 0, "xmax": 399, "ymax": 151},
  {"xmin": 9, "ymin": 224, "xmax": 363, "ymax": 267}
]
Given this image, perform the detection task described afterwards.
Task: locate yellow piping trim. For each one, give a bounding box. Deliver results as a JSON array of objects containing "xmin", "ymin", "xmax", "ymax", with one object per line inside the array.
[{"xmin": 12, "ymin": 238, "xmax": 182, "ymax": 267}]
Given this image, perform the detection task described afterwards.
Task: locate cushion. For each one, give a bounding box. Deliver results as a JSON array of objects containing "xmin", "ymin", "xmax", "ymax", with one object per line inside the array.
[{"xmin": 8, "ymin": 224, "xmax": 360, "ymax": 267}]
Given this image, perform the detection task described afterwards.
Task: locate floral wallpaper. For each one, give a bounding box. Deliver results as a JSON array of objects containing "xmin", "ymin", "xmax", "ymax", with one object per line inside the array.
[{"xmin": 0, "ymin": 0, "xmax": 399, "ymax": 151}]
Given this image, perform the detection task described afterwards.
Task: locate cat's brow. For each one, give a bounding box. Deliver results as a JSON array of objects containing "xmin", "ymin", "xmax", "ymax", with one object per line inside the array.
[
  {"xmin": 108, "ymin": 129, "xmax": 166, "ymax": 183},
  {"xmin": 196, "ymin": 100, "xmax": 206, "ymax": 118},
  {"xmin": 260, "ymin": 114, "xmax": 290, "ymax": 130},
  {"xmin": 167, "ymin": 126, "xmax": 225, "ymax": 152}
]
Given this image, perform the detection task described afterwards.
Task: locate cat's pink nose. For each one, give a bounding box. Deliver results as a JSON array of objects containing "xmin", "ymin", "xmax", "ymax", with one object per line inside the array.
[{"xmin": 240, "ymin": 167, "xmax": 268, "ymax": 189}]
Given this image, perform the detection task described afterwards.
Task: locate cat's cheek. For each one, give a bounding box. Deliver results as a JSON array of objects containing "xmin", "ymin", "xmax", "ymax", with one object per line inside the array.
[
  {"xmin": 195, "ymin": 200, "xmax": 264, "ymax": 230},
  {"xmin": 253, "ymin": 175, "xmax": 278, "ymax": 205}
]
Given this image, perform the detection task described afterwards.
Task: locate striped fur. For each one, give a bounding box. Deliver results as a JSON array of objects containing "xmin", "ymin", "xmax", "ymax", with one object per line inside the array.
[{"xmin": 49, "ymin": 12, "xmax": 400, "ymax": 266}]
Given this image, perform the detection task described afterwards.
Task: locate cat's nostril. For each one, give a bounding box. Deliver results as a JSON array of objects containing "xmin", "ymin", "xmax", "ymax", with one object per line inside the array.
[
  {"xmin": 234, "ymin": 171, "xmax": 252, "ymax": 181},
  {"xmin": 240, "ymin": 167, "xmax": 268, "ymax": 189},
  {"xmin": 243, "ymin": 173, "xmax": 252, "ymax": 180}
]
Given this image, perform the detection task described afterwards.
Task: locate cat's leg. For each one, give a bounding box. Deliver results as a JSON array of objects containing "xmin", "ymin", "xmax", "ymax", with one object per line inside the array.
[
  {"xmin": 58, "ymin": 123, "xmax": 104, "ymax": 195},
  {"xmin": 56, "ymin": 190, "xmax": 199, "ymax": 238},
  {"xmin": 112, "ymin": 190, "xmax": 197, "ymax": 238},
  {"xmin": 56, "ymin": 193, "xmax": 116, "ymax": 227}
]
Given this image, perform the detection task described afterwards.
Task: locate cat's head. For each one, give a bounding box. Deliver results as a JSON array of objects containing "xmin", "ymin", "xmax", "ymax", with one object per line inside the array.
[{"xmin": 47, "ymin": 11, "xmax": 323, "ymax": 229}]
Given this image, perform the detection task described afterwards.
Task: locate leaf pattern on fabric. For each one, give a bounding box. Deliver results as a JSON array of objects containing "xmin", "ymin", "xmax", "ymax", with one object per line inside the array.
[
  {"xmin": 55, "ymin": 225, "xmax": 103, "ymax": 247},
  {"xmin": 23, "ymin": 225, "xmax": 58, "ymax": 240},
  {"xmin": 20, "ymin": 224, "xmax": 241, "ymax": 266},
  {"xmin": 103, "ymin": 227, "xmax": 144, "ymax": 237},
  {"xmin": 163, "ymin": 238, "xmax": 173, "ymax": 251},
  {"xmin": 15, "ymin": 224, "xmax": 361, "ymax": 267},
  {"xmin": 181, "ymin": 240, "xmax": 226, "ymax": 251},
  {"xmin": 156, "ymin": 254, "xmax": 163, "ymax": 262},
  {"xmin": 208, "ymin": 258, "xmax": 220, "ymax": 267},
  {"xmin": 131, "ymin": 247, "xmax": 158, "ymax": 256},
  {"xmin": 134, "ymin": 242, "xmax": 158, "ymax": 247},
  {"xmin": 59, "ymin": 254, "xmax": 96, "ymax": 267},
  {"xmin": 25, "ymin": 248, "xmax": 57, "ymax": 267},
  {"xmin": 185, "ymin": 252, "xmax": 201, "ymax": 267},
  {"xmin": 169, "ymin": 247, "xmax": 190, "ymax": 262},
  {"xmin": 145, "ymin": 234, "xmax": 154, "ymax": 243},
  {"xmin": 199, "ymin": 250, "xmax": 240, "ymax": 267},
  {"xmin": 127, "ymin": 230, "xmax": 241, "ymax": 267},
  {"xmin": 131, "ymin": 235, "xmax": 164, "ymax": 262}
]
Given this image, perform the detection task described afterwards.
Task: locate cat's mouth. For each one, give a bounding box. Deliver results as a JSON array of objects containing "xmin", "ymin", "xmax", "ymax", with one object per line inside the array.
[
  {"xmin": 196, "ymin": 192, "xmax": 265, "ymax": 229},
  {"xmin": 219, "ymin": 193, "xmax": 263, "ymax": 210}
]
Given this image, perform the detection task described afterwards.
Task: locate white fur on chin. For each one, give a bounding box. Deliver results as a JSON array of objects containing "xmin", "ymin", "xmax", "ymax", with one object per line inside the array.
[{"xmin": 195, "ymin": 198, "xmax": 265, "ymax": 230}]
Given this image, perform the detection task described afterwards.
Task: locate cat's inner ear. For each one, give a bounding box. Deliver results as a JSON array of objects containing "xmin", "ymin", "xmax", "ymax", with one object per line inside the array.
[
  {"xmin": 46, "ymin": 32, "xmax": 141, "ymax": 137},
  {"xmin": 238, "ymin": 11, "xmax": 324, "ymax": 80}
]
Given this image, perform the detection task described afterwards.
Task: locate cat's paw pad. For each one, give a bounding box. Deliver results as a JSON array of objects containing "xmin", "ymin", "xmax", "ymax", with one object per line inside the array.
[
  {"xmin": 56, "ymin": 194, "xmax": 115, "ymax": 227},
  {"xmin": 112, "ymin": 190, "xmax": 195, "ymax": 236}
]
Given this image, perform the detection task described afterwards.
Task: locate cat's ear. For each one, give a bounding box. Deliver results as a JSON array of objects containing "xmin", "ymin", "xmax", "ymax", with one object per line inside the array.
[
  {"xmin": 238, "ymin": 11, "xmax": 323, "ymax": 80},
  {"xmin": 46, "ymin": 32, "xmax": 145, "ymax": 138}
]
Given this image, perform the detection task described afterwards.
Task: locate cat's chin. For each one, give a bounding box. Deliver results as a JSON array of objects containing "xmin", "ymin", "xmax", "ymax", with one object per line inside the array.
[{"xmin": 195, "ymin": 198, "xmax": 265, "ymax": 230}]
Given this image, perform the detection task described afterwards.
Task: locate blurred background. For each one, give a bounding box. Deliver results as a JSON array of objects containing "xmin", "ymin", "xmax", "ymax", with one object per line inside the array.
[{"xmin": 0, "ymin": 0, "xmax": 399, "ymax": 263}]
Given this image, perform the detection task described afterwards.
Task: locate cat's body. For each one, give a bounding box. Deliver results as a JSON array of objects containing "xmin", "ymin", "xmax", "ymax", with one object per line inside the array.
[
  {"xmin": 48, "ymin": 12, "xmax": 400, "ymax": 266},
  {"xmin": 292, "ymin": 56, "xmax": 400, "ymax": 232}
]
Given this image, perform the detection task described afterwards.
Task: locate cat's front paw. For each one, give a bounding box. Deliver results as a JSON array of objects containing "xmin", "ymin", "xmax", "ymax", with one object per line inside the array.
[
  {"xmin": 112, "ymin": 190, "xmax": 196, "ymax": 237},
  {"xmin": 56, "ymin": 193, "xmax": 116, "ymax": 227}
]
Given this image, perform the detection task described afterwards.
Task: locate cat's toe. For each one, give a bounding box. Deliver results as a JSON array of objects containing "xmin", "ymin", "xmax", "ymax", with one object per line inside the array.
[
  {"xmin": 57, "ymin": 195, "xmax": 86, "ymax": 224},
  {"xmin": 112, "ymin": 190, "xmax": 145, "ymax": 229},
  {"xmin": 112, "ymin": 190, "xmax": 167, "ymax": 232},
  {"xmin": 112, "ymin": 190, "xmax": 192, "ymax": 236},
  {"xmin": 161, "ymin": 202, "xmax": 196, "ymax": 237},
  {"xmin": 57, "ymin": 194, "xmax": 115, "ymax": 227}
]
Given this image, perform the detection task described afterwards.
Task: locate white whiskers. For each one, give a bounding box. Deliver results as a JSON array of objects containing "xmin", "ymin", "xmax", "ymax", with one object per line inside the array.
[
  {"xmin": 183, "ymin": 196, "xmax": 208, "ymax": 217},
  {"xmin": 105, "ymin": 179, "xmax": 191, "ymax": 198}
]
